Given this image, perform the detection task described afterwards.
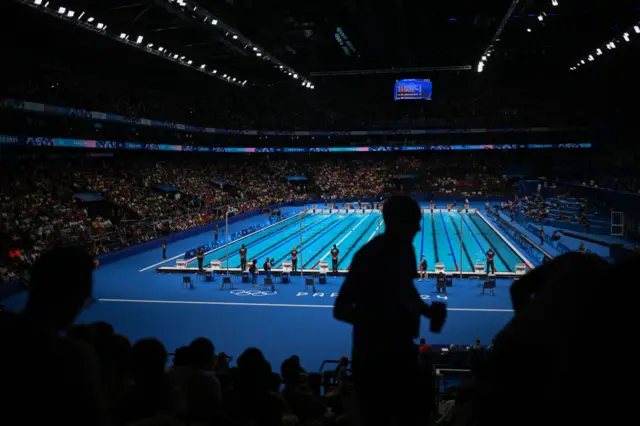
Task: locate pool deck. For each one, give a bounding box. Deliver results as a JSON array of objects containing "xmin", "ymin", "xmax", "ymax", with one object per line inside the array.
[{"xmin": 158, "ymin": 206, "xmax": 531, "ymax": 278}]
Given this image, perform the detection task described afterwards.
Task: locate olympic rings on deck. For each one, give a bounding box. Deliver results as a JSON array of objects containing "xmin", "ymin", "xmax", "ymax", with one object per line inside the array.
[{"xmin": 229, "ymin": 290, "xmax": 278, "ymax": 297}]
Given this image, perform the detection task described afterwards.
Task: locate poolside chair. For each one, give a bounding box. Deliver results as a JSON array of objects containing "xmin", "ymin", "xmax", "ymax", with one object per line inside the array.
[
  {"xmin": 263, "ymin": 277, "xmax": 275, "ymax": 292},
  {"xmin": 221, "ymin": 276, "xmax": 233, "ymax": 291},
  {"xmin": 482, "ymin": 276, "xmax": 496, "ymax": 296},
  {"xmin": 305, "ymin": 277, "xmax": 316, "ymax": 293}
]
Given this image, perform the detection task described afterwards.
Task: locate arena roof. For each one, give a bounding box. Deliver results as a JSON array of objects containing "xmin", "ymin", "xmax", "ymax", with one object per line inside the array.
[{"xmin": 5, "ymin": 0, "xmax": 640, "ymax": 90}]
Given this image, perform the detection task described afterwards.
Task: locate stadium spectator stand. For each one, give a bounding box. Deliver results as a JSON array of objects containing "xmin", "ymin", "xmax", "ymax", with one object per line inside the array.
[{"xmin": 0, "ymin": 152, "xmax": 514, "ymax": 285}]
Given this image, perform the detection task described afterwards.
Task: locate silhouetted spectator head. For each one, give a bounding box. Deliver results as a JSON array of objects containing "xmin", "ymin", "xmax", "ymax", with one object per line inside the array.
[
  {"xmin": 383, "ymin": 195, "xmax": 421, "ymax": 239},
  {"xmin": 419, "ymin": 337, "xmax": 426, "ymax": 345},
  {"xmin": 237, "ymin": 347, "xmax": 271, "ymax": 388},
  {"xmin": 281, "ymin": 356, "xmax": 304, "ymax": 387},
  {"xmin": 172, "ymin": 346, "xmax": 192, "ymax": 367},
  {"xmin": 238, "ymin": 347, "xmax": 266, "ymax": 370},
  {"xmin": 290, "ymin": 354, "xmax": 302, "ymax": 366},
  {"xmin": 189, "ymin": 337, "xmax": 215, "ymax": 370},
  {"xmin": 339, "ymin": 356, "xmax": 349, "ymax": 367},
  {"xmin": 131, "ymin": 338, "xmax": 167, "ymax": 381},
  {"xmin": 25, "ymin": 247, "xmax": 94, "ymax": 332},
  {"xmin": 215, "ymin": 352, "xmax": 232, "ymax": 372}
]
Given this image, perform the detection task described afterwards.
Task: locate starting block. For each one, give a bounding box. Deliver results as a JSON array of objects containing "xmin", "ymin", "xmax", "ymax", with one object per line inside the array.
[
  {"xmin": 210, "ymin": 260, "xmax": 222, "ymax": 272},
  {"xmin": 242, "ymin": 271, "xmax": 250, "ymax": 283},
  {"xmin": 474, "ymin": 263, "xmax": 485, "ymax": 274},
  {"xmin": 318, "ymin": 261, "xmax": 329, "ymax": 284},
  {"xmin": 281, "ymin": 271, "xmax": 290, "ymax": 284},
  {"xmin": 515, "ymin": 263, "xmax": 527, "ymax": 275},
  {"xmin": 282, "ymin": 261, "xmax": 292, "ymax": 273},
  {"xmin": 176, "ymin": 259, "xmax": 187, "ymax": 268},
  {"xmin": 435, "ymin": 263, "xmax": 446, "ymax": 274}
]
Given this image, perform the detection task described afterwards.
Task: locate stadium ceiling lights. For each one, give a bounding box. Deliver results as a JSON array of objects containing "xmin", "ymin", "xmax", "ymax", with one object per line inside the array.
[
  {"xmin": 166, "ymin": 0, "xmax": 314, "ymax": 90},
  {"xmin": 478, "ymin": 1, "xmax": 558, "ymax": 73},
  {"xmin": 477, "ymin": 0, "xmax": 522, "ymax": 73},
  {"xmin": 22, "ymin": 0, "xmax": 246, "ymax": 87},
  {"xmin": 570, "ymin": 21, "xmax": 640, "ymax": 71}
]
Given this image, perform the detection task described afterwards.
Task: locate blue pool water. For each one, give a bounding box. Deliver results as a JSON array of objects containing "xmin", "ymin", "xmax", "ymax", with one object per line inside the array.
[{"xmin": 190, "ymin": 209, "xmax": 528, "ymax": 273}]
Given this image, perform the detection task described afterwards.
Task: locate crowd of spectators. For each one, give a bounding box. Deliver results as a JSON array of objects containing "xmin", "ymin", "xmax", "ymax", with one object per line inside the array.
[
  {"xmin": 0, "ymin": 247, "xmax": 364, "ymax": 426},
  {"xmin": 310, "ymin": 160, "xmax": 388, "ymax": 199},
  {"xmin": 0, "ymin": 153, "xmax": 508, "ymax": 284}
]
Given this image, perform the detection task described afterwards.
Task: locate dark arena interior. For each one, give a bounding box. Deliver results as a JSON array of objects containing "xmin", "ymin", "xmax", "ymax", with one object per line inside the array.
[{"xmin": 1, "ymin": 0, "xmax": 639, "ymax": 425}]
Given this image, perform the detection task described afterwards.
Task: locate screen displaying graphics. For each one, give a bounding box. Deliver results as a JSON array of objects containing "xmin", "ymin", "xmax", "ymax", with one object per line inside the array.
[
  {"xmin": 394, "ymin": 79, "xmax": 433, "ymax": 100},
  {"xmin": 3, "ymin": 135, "xmax": 592, "ymax": 153}
]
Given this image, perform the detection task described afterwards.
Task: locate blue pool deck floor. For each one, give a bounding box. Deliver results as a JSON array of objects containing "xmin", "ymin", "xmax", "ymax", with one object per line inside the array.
[{"xmin": 3, "ymin": 203, "xmax": 522, "ymax": 371}]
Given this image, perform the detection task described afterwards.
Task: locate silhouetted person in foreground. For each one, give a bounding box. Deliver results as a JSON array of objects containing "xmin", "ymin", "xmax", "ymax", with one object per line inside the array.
[
  {"xmin": 334, "ymin": 195, "xmax": 447, "ymax": 426},
  {"xmin": 449, "ymin": 252, "xmax": 625, "ymax": 426},
  {"xmin": 0, "ymin": 247, "xmax": 108, "ymax": 426}
]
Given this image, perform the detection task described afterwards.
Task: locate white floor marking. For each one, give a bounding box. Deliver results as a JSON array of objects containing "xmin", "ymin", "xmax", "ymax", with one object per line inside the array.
[
  {"xmin": 97, "ymin": 298, "xmax": 513, "ymax": 312},
  {"xmin": 475, "ymin": 210, "xmax": 534, "ymax": 269},
  {"xmin": 317, "ymin": 213, "xmax": 371, "ymax": 263},
  {"xmin": 138, "ymin": 210, "xmax": 306, "ymax": 272},
  {"xmin": 138, "ymin": 254, "xmax": 185, "ymax": 272}
]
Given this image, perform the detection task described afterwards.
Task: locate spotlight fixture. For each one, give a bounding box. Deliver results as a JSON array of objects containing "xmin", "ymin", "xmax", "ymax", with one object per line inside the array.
[{"xmin": 24, "ymin": 1, "xmax": 245, "ymax": 87}]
